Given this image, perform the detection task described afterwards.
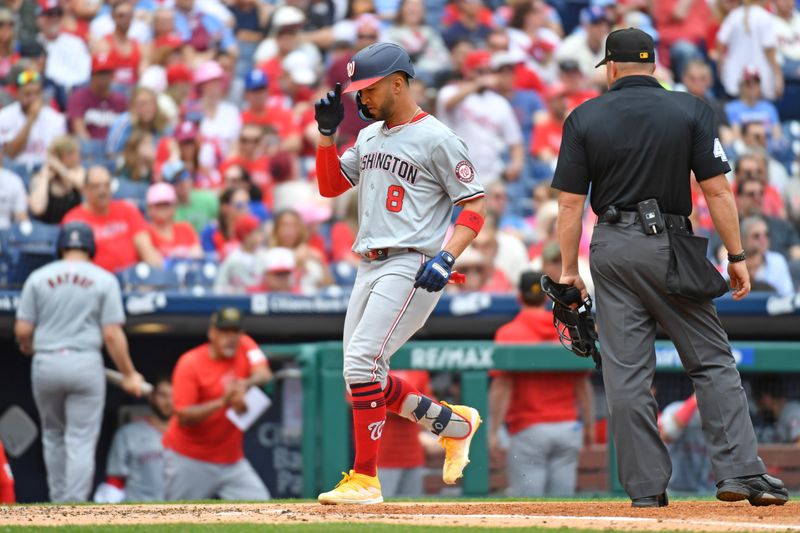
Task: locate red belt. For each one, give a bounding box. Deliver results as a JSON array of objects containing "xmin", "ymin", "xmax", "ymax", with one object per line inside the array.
[{"xmin": 363, "ymin": 248, "xmax": 419, "ymax": 261}]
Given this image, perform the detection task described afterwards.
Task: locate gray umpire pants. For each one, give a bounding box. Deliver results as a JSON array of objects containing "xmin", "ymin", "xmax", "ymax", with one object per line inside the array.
[
  {"xmin": 379, "ymin": 467, "xmax": 425, "ymax": 497},
  {"xmin": 31, "ymin": 351, "xmax": 105, "ymax": 502},
  {"xmin": 590, "ymin": 221, "xmax": 765, "ymax": 499}
]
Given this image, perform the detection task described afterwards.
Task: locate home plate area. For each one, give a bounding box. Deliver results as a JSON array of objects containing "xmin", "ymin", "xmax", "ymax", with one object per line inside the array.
[{"xmin": 1, "ymin": 501, "xmax": 799, "ymax": 531}]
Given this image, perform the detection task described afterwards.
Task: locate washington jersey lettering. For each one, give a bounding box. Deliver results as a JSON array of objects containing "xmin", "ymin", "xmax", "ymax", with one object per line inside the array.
[{"xmin": 339, "ymin": 113, "xmax": 484, "ymax": 257}]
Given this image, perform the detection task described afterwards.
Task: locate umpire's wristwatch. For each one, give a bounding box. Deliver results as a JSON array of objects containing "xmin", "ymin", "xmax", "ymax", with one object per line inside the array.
[{"xmin": 727, "ymin": 250, "xmax": 747, "ymax": 263}]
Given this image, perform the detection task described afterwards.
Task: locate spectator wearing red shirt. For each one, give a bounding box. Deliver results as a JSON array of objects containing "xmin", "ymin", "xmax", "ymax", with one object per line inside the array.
[
  {"xmin": 377, "ymin": 370, "xmax": 434, "ymax": 497},
  {"xmin": 240, "ymin": 70, "xmax": 301, "ymax": 154},
  {"xmin": 221, "ymin": 124, "xmax": 273, "ymax": 206},
  {"xmin": 489, "ymin": 271, "xmax": 594, "ymax": 496},
  {"xmin": 163, "ymin": 308, "xmax": 272, "ymax": 500},
  {"xmin": 98, "ymin": 0, "xmax": 141, "ymax": 89},
  {"xmin": 654, "ymin": 0, "xmax": 711, "ymax": 76},
  {"xmin": 330, "ymin": 193, "xmax": 360, "ymax": 266},
  {"xmin": 0, "ymin": 8, "xmax": 19, "ymax": 81},
  {"xmin": 67, "ymin": 53, "xmax": 127, "ymax": 140},
  {"xmin": 146, "ymin": 182, "xmax": 202, "ymax": 259},
  {"xmin": 557, "ymin": 60, "xmax": 600, "ymax": 111},
  {"xmin": 63, "ymin": 166, "xmax": 163, "ymax": 272},
  {"xmin": 531, "ymin": 83, "xmax": 569, "ymax": 165}
]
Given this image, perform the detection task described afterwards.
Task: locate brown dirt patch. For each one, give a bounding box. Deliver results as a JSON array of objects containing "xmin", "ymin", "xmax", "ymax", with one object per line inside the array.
[{"xmin": 1, "ymin": 501, "xmax": 798, "ymax": 530}]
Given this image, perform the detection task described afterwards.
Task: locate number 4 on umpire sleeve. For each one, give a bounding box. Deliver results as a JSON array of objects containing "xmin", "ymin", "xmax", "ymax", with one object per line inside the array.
[{"xmin": 386, "ymin": 185, "xmax": 405, "ymax": 212}]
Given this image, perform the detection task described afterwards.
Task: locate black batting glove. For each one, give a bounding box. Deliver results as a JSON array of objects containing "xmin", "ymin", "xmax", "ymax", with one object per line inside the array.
[{"xmin": 314, "ymin": 82, "xmax": 344, "ymax": 136}]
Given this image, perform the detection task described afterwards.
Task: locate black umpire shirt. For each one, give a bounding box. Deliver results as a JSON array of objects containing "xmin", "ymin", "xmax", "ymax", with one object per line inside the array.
[{"xmin": 552, "ymin": 75, "xmax": 731, "ymax": 216}]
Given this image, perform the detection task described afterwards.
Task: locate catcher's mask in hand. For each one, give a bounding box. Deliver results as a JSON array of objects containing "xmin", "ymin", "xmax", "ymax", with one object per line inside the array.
[{"xmin": 540, "ymin": 275, "xmax": 602, "ymax": 369}]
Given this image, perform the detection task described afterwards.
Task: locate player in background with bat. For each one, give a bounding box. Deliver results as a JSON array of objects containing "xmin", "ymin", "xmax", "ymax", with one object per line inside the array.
[
  {"xmin": 162, "ymin": 307, "xmax": 272, "ymax": 501},
  {"xmin": 94, "ymin": 377, "xmax": 174, "ymax": 503},
  {"xmin": 314, "ymin": 42, "xmax": 486, "ymax": 505},
  {"xmin": 14, "ymin": 222, "xmax": 145, "ymax": 502}
]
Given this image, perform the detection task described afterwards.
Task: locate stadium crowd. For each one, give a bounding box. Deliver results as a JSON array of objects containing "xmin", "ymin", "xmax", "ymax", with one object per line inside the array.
[
  {"xmin": 2, "ymin": 0, "xmax": 800, "ymax": 506},
  {"xmin": 0, "ymin": 0, "xmax": 798, "ymax": 295}
]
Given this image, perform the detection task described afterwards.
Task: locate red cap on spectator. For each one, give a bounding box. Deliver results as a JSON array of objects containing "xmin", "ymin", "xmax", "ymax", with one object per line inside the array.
[
  {"xmin": 91, "ymin": 53, "xmax": 117, "ymax": 74},
  {"xmin": 174, "ymin": 121, "xmax": 198, "ymax": 143},
  {"xmin": 545, "ymin": 82, "xmax": 567, "ymax": 100},
  {"xmin": 742, "ymin": 66, "xmax": 760, "ymax": 82},
  {"xmin": 166, "ymin": 63, "xmax": 193, "ymax": 85},
  {"xmin": 462, "ymin": 50, "xmax": 492, "ymax": 76},
  {"xmin": 234, "ymin": 215, "xmax": 260, "ymax": 241}
]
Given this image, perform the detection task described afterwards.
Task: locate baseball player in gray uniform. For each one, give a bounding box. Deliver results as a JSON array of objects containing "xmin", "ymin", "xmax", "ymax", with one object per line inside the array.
[
  {"xmin": 94, "ymin": 378, "xmax": 173, "ymax": 502},
  {"xmin": 15, "ymin": 222, "xmax": 145, "ymax": 502},
  {"xmin": 313, "ymin": 42, "xmax": 487, "ymax": 504}
]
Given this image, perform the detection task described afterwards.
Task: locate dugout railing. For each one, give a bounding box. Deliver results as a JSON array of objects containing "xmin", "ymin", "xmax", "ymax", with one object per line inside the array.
[{"xmin": 275, "ymin": 340, "xmax": 800, "ymax": 498}]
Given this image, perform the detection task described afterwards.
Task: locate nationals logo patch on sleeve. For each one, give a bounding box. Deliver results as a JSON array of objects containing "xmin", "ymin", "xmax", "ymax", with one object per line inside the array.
[{"xmin": 455, "ymin": 160, "xmax": 475, "ymax": 183}]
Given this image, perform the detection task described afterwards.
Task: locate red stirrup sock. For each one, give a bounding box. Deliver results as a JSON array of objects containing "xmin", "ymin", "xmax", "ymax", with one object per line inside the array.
[{"xmin": 350, "ymin": 382, "xmax": 386, "ymax": 477}]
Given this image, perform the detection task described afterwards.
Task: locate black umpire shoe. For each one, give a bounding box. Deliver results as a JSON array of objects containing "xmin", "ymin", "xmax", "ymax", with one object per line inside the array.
[
  {"xmin": 716, "ymin": 474, "xmax": 789, "ymax": 506},
  {"xmin": 631, "ymin": 493, "xmax": 668, "ymax": 508}
]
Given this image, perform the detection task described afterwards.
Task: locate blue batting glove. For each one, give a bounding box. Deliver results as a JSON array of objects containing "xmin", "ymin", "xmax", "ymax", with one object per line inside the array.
[{"xmin": 414, "ymin": 251, "xmax": 455, "ymax": 292}]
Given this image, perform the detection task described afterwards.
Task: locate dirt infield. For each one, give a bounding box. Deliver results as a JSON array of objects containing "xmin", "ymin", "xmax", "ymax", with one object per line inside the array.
[{"xmin": 1, "ymin": 501, "xmax": 799, "ymax": 531}]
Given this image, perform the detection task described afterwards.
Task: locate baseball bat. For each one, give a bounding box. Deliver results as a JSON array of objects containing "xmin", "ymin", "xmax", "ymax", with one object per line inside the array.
[{"xmin": 105, "ymin": 369, "xmax": 154, "ymax": 396}]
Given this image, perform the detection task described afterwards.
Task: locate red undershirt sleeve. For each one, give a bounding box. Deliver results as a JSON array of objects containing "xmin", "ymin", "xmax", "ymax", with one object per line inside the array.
[{"xmin": 316, "ymin": 144, "xmax": 353, "ymax": 198}]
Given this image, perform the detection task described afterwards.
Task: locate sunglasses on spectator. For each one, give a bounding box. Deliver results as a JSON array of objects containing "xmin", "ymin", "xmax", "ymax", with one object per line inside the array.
[
  {"xmin": 748, "ymin": 231, "xmax": 768, "ymax": 240},
  {"xmin": 459, "ymin": 265, "xmax": 486, "ymax": 274},
  {"xmin": 151, "ymin": 202, "xmax": 175, "ymax": 208},
  {"xmin": 239, "ymin": 136, "xmax": 261, "ymax": 144},
  {"xmin": 739, "ymin": 190, "xmax": 763, "ymax": 198},
  {"xmin": 17, "ymin": 70, "xmax": 40, "ymax": 87},
  {"xmin": 357, "ymin": 33, "xmax": 378, "ymax": 40},
  {"xmin": 233, "ymin": 201, "xmax": 249, "ymax": 210},
  {"xmin": 0, "ymin": 21, "xmax": 14, "ymax": 27},
  {"xmin": 42, "ymin": 8, "xmax": 64, "ymax": 17}
]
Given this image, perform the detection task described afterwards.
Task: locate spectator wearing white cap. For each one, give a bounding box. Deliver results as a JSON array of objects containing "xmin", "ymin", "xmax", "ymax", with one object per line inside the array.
[
  {"xmin": 146, "ymin": 182, "xmax": 203, "ymax": 260},
  {"xmin": 259, "ymin": 247, "xmax": 298, "ymax": 293}
]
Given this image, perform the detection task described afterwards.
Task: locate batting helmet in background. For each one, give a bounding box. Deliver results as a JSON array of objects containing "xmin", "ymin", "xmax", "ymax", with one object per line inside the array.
[
  {"xmin": 342, "ymin": 42, "xmax": 416, "ymax": 94},
  {"xmin": 57, "ymin": 222, "xmax": 96, "ymax": 259}
]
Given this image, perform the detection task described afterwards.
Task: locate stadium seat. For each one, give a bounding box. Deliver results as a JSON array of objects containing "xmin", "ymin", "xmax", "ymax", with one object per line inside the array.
[
  {"xmin": 117, "ymin": 263, "xmax": 180, "ymax": 292},
  {"xmin": 111, "ymin": 178, "xmax": 149, "ymax": 212},
  {"xmin": 3, "ymin": 221, "xmax": 60, "ymax": 287},
  {"xmin": 181, "ymin": 260, "xmax": 219, "ymax": 292},
  {"xmin": 332, "ymin": 261, "xmax": 358, "ymax": 287}
]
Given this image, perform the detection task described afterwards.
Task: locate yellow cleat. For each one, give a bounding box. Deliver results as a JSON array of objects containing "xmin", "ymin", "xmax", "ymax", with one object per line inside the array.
[
  {"xmin": 439, "ymin": 402, "xmax": 482, "ymax": 485},
  {"xmin": 318, "ymin": 470, "xmax": 383, "ymax": 505}
]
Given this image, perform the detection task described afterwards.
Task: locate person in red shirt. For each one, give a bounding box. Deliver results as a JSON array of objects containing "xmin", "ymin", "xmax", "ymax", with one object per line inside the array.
[
  {"xmin": 489, "ymin": 271, "xmax": 594, "ymax": 496},
  {"xmin": 451, "ymin": 245, "xmax": 512, "ymax": 293},
  {"xmin": 240, "ymin": 70, "xmax": 301, "ymax": 154},
  {"xmin": 145, "ymin": 182, "xmax": 202, "ymax": 259},
  {"xmin": 0, "ymin": 441, "xmax": 15, "ymax": 504},
  {"xmin": 99, "ymin": 0, "xmax": 141, "ymax": 89},
  {"xmin": 377, "ymin": 370, "xmax": 434, "ymax": 497},
  {"xmin": 163, "ymin": 307, "xmax": 273, "ymax": 500},
  {"xmin": 531, "ymin": 83, "xmax": 569, "ymax": 165},
  {"xmin": 62, "ymin": 166, "xmax": 163, "ymax": 272}
]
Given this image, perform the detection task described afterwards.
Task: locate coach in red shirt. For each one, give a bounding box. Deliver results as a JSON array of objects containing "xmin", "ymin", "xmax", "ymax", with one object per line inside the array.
[
  {"xmin": 63, "ymin": 166, "xmax": 163, "ymax": 272},
  {"xmin": 489, "ymin": 271, "xmax": 594, "ymax": 497},
  {"xmin": 162, "ymin": 307, "xmax": 272, "ymax": 500}
]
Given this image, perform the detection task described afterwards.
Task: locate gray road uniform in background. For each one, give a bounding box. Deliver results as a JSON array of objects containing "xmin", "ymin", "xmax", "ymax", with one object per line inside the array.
[
  {"xmin": 16, "ymin": 260, "xmax": 125, "ymax": 502},
  {"xmin": 105, "ymin": 420, "xmax": 166, "ymax": 501},
  {"xmin": 338, "ymin": 114, "xmax": 484, "ymax": 386}
]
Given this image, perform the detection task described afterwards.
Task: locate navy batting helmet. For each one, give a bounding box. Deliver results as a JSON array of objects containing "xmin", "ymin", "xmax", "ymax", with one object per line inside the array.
[
  {"xmin": 57, "ymin": 222, "xmax": 96, "ymax": 259},
  {"xmin": 342, "ymin": 43, "xmax": 415, "ymax": 94}
]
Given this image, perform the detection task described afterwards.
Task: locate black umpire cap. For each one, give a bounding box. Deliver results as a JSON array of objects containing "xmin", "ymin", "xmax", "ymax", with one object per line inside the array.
[
  {"xmin": 595, "ymin": 28, "xmax": 655, "ymax": 67},
  {"xmin": 519, "ymin": 270, "xmax": 547, "ymax": 306},
  {"xmin": 211, "ymin": 307, "xmax": 244, "ymax": 330}
]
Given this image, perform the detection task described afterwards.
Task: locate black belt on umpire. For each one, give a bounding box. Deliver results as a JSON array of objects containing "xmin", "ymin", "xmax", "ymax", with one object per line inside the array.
[
  {"xmin": 597, "ymin": 207, "xmax": 691, "ymax": 234},
  {"xmin": 362, "ymin": 247, "xmax": 421, "ymax": 261}
]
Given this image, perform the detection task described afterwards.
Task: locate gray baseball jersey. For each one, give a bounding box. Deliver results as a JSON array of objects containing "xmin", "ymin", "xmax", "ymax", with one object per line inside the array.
[
  {"xmin": 17, "ymin": 260, "xmax": 125, "ymax": 353},
  {"xmin": 339, "ymin": 113, "xmax": 485, "ymax": 257},
  {"xmin": 106, "ymin": 420, "xmax": 166, "ymax": 501},
  {"xmin": 17, "ymin": 259, "xmax": 125, "ymax": 502}
]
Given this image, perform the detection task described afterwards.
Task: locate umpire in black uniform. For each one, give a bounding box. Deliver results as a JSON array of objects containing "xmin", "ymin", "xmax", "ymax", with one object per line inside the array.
[{"xmin": 551, "ymin": 28, "xmax": 789, "ymax": 508}]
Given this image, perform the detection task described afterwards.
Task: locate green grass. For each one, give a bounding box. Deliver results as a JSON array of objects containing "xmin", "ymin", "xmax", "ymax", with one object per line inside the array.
[{"xmin": 0, "ymin": 526, "xmax": 686, "ymax": 533}]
